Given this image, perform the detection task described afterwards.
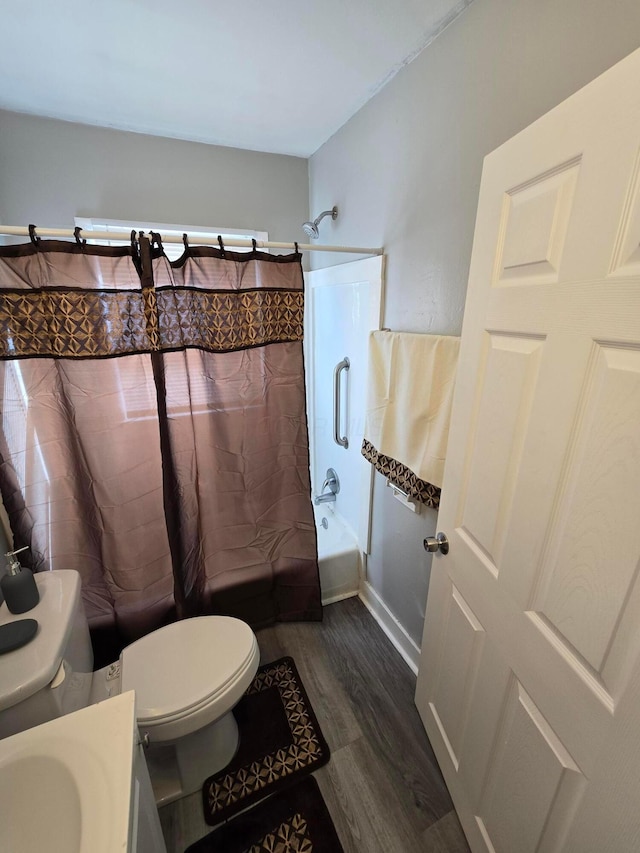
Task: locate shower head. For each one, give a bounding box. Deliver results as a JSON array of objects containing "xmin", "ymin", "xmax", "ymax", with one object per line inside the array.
[{"xmin": 302, "ymin": 206, "xmax": 338, "ymax": 239}]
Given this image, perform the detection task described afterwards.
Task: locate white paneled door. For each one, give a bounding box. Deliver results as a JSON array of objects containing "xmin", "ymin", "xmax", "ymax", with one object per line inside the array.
[{"xmin": 415, "ymin": 48, "xmax": 640, "ymax": 853}]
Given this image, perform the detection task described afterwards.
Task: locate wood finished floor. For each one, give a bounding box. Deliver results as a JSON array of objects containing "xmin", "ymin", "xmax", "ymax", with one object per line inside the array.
[{"xmin": 159, "ymin": 596, "xmax": 470, "ymax": 852}]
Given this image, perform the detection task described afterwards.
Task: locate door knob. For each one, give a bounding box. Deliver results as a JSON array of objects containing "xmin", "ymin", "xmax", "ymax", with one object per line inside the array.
[{"xmin": 423, "ymin": 533, "xmax": 449, "ymax": 555}]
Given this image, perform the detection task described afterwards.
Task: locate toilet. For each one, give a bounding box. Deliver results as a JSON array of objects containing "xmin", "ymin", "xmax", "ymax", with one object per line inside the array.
[{"xmin": 0, "ymin": 569, "xmax": 260, "ymax": 805}]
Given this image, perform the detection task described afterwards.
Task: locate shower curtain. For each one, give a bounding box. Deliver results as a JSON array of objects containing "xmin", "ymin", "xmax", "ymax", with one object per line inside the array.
[{"xmin": 0, "ymin": 233, "xmax": 320, "ymax": 640}]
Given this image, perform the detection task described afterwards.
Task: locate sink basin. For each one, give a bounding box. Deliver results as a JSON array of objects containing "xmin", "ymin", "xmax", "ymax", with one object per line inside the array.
[
  {"xmin": 0, "ymin": 751, "xmax": 83, "ymax": 851},
  {"xmin": 0, "ymin": 692, "xmax": 138, "ymax": 853}
]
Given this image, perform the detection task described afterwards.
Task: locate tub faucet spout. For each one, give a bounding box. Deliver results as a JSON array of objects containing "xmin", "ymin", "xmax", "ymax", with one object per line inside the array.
[{"xmin": 314, "ymin": 467, "xmax": 340, "ymax": 505}]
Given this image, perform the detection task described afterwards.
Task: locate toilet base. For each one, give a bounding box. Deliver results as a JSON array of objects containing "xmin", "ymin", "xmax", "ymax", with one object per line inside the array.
[{"xmin": 145, "ymin": 711, "xmax": 240, "ymax": 806}]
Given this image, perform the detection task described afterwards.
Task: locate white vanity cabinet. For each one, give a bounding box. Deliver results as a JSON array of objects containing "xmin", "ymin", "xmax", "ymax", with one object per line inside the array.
[{"xmin": 0, "ymin": 690, "xmax": 166, "ymax": 853}]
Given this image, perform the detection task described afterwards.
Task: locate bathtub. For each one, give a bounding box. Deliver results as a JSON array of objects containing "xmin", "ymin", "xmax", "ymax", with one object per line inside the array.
[{"xmin": 314, "ymin": 506, "xmax": 361, "ymax": 604}]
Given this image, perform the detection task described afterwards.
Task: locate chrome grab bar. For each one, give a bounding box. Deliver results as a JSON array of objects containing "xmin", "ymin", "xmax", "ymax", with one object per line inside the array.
[{"xmin": 333, "ymin": 357, "xmax": 350, "ymax": 448}]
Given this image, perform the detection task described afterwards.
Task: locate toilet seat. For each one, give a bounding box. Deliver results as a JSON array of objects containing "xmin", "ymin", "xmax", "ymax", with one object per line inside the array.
[{"xmin": 121, "ymin": 616, "xmax": 259, "ymax": 742}]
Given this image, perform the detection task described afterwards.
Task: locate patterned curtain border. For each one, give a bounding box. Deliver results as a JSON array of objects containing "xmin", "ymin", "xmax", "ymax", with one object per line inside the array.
[
  {"xmin": 361, "ymin": 438, "xmax": 441, "ymax": 509},
  {"xmin": 0, "ymin": 234, "xmax": 305, "ymax": 360},
  {"xmin": 0, "ymin": 286, "xmax": 304, "ymax": 360}
]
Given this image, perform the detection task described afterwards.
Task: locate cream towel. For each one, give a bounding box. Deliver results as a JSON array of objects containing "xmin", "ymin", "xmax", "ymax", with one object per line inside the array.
[{"xmin": 364, "ymin": 330, "xmax": 459, "ymax": 489}]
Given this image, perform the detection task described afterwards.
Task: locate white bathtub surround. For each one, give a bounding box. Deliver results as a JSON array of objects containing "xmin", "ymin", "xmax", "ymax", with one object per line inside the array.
[{"xmin": 305, "ymin": 256, "xmax": 384, "ymax": 557}]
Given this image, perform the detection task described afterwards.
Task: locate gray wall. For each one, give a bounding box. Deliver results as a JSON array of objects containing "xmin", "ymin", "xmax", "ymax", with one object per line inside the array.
[
  {"xmin": 0, "ymin": 111, "xmax": 309, "ymax": 247},
  {"xmin": 309, "ymin": 0, "xmax": 640, "ymax": 648}
]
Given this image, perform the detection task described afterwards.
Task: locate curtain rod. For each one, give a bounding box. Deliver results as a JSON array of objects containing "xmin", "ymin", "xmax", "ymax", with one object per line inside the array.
[{"xmin": 0, "ymin": 225, "xmax": 383, "ymax": 257}]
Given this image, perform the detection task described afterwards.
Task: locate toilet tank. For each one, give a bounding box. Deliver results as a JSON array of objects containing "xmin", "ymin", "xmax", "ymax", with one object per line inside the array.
[{"xmin": 0, "ymin": 570, "xmax": 94, "ymax": 739}]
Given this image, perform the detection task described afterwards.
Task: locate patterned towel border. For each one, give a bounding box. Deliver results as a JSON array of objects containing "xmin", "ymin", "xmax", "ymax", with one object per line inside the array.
[{"xmin": 361, "ymin": 439, "xmax": 441, "ymax": 509}]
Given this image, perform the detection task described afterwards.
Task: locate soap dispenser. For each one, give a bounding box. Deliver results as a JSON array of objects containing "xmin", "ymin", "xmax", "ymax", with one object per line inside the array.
[{"xmin": 0, "ymin": 546, "xmax": 40, "ymax": 614}]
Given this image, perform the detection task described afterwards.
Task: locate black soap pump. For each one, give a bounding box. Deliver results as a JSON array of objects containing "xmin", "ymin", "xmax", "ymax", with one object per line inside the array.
[{"xmin": 0, "ymin": 546, "xmax": 40, "ymax": 614}]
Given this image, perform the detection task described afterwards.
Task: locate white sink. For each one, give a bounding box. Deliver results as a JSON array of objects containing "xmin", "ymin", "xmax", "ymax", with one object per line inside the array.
[{"xmin": 0, "ymin": 691, "xmax": 139, "ymax": 853}]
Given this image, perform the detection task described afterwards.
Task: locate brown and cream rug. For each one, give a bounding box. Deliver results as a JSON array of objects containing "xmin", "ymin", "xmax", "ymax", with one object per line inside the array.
[
  {"xmin": 190, "ymin": 776, "xmax": 343, "ymax": 852},
  {"xmin": 202, "ymin": 657, "xmax": 330, "ymax": 825}
]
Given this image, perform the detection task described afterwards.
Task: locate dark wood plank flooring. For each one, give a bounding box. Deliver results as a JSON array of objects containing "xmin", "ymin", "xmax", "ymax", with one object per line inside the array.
[{"xmin": 159, "ymin": 596, "xmax": 470, "ymax": 852}]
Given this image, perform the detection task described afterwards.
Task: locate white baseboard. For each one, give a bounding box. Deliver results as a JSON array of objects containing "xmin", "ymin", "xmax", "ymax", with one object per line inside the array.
[
  {"xmin": 321, "ymin": 590, "xmax": 359, "ymax": 607},
  {"xmin": 358, "ymin": 580, "xmax": 420, "ymax": 676}
]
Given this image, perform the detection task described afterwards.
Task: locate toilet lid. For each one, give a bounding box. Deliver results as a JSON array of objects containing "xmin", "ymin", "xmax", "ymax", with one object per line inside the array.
[{"xmin": 121, "ymin": 616, "xmax": 256, "ymax": 725}]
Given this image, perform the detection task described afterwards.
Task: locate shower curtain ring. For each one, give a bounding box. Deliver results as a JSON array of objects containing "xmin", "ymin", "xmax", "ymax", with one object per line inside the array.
[
  {"xmin": 73, "ymin": 226, "xmax": 86, "ymax": 246},
  {"xmin": 251, "ymin": 238, "xmax": 257, "ymax": 253},
  {"xmin": 28, "ymin": 224, "xmax": 40, "ymax": 247},
  {"xmin": 130, "ymin": 230, "xmax": 141, "ymax": 261},
  {"xmin": 151, "ymin": 231, "xmax": 164, "ymax": 253},
  {"xmin": 217, "ymin": 235, "xmax": 226, "ymax": 257},
  {"xmin": 183, "ymin": 232, "xmax": 190, "ymax": 251}
]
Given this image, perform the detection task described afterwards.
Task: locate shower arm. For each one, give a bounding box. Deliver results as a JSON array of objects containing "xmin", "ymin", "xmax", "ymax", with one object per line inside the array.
[{"xmin": 313, "ymin": 208, "xmax": 338, "ymax": 228}]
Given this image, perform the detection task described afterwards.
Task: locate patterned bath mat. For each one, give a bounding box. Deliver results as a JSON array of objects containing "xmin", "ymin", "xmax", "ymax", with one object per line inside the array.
[
  {"xmin": 189, "ymin": 776, "xmax": 343, "ymax": 852},
  {"xmin": 202, "ymin": 656, "xmax": 330, "ymax": 825}
]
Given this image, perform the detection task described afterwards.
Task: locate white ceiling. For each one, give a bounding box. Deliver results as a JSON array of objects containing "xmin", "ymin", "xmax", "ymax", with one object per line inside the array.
[{"xmin": 0, "ymin": 0, "xmax": 471, "ymax": 158}]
